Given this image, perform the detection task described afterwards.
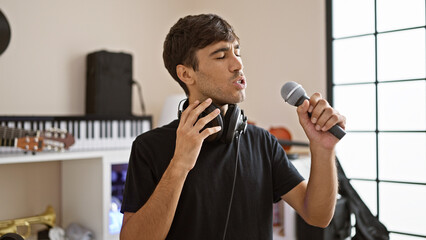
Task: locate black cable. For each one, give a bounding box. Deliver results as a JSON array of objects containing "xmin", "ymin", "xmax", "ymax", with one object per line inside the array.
[
  {"xmin": 131, "ymin": 80, "xmax": 146, "ymax": 115},
  {"xmin": 222, "ymin": 131, "xmax": 243, "ymax": 240}
]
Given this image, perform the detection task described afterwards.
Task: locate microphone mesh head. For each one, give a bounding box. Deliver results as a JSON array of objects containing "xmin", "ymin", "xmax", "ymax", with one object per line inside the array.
[{"xmin": 281, "ymin": 81, "xmax": 307, "ymax": 106}]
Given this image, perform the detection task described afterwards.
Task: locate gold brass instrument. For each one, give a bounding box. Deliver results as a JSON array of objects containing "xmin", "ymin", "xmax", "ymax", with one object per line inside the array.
[{"xmin": 0, "ymin": 206, "xmax": 56, "ymax": 239}]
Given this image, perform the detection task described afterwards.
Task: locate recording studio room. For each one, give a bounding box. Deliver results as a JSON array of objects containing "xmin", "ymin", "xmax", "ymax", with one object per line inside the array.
[{"xmin": 0, "ymin": 1, "xmax": 425, "ymax": 240}]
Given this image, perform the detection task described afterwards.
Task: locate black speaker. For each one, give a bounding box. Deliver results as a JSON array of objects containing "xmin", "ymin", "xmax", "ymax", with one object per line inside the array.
[{"xmin": 86, "ymin": 50, "xmax": 132, "ymax": 116}]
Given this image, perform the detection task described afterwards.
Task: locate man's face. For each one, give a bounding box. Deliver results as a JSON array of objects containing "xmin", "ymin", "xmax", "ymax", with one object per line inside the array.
[{"xmin": 191, "ymin": 40, "xmax": 246, "ymax": 106}]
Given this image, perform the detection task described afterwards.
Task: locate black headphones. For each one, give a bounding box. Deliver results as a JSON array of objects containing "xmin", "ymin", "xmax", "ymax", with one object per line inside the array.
[{"xmin": 178, "ymin": 99, "xmax": 248, "ymax": 143}]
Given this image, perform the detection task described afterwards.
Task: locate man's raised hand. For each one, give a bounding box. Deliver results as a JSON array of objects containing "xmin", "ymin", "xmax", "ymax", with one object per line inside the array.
[{"xmin": 172, "ymin": 98, "xmax": 222, "ymax": 172}]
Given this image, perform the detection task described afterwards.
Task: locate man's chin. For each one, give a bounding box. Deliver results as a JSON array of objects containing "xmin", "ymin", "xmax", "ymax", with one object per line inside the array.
[
  {"xmin": 220, "ymin": 97, "xmax": 246, "ymax": 106},
  {"xmin": 236, "ymin": 92, "xmax": 246, "ymax": 103}
]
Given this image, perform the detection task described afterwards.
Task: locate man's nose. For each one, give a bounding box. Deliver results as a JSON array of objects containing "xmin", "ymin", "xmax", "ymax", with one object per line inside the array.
[{"xmin": 229, "ymin": 54, "xmax": 243, "ymax": 72}]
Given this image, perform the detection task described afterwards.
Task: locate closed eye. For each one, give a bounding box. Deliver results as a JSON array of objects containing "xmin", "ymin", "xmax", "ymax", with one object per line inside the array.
[{"xmin": 234, "ymin": 49, "xmax": 241, "ymax": 57}]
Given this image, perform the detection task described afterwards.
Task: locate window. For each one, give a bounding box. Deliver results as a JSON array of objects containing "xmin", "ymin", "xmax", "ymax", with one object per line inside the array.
[{"xmin": 327, "ymin": 0, "xmax": 426, "ymax": 239}]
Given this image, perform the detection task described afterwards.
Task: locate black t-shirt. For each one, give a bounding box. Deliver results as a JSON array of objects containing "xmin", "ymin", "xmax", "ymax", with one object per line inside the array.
[{"xmin": 121, "ymin": 120, "xmax": 304, "ymax": 239}]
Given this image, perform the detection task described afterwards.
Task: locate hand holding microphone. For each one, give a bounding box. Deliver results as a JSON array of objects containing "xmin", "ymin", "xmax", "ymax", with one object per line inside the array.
[{"xmin": 281, "ymin": 81, "xmax": 346, "ymax": 140}]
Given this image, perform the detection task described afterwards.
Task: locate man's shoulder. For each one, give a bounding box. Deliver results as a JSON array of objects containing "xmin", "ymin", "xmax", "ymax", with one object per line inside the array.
[
  {"xmin": 241, "ymin": 124, "xmax": 279, "ymax": 150},
  {"xmin": 246, "ymin": 123, "xmax": 274, "ymax": 139},
  {"xmin": 246, "ymin": 123, "xmax": 266, "ymax": 132}
]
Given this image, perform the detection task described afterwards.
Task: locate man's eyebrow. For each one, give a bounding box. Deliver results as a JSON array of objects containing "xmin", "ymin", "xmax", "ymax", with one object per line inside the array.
[
  {"xmin": 209, "ymin": 44, "xmax": 240, "ymax": 56},
  {"xmin": 209, "ymin": 47, "xmax": 230, "ymax": 56}
]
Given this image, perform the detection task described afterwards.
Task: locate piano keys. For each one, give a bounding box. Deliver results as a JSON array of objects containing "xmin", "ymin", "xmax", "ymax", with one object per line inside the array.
[{"xmin": 0, "ymin": 115, "xmax": 152, "ymax": 154}]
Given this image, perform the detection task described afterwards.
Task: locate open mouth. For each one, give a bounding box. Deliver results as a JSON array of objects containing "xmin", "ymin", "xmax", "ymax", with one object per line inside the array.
[{"xmin": 234, "ymin": 77, "xmax": 246, "ymax": 89}]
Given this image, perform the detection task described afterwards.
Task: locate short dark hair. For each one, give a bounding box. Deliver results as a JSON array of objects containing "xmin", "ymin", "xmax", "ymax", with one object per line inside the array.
[{"xmin": 163, "ymin": 14, "xmax": 239, "ymax": 95}]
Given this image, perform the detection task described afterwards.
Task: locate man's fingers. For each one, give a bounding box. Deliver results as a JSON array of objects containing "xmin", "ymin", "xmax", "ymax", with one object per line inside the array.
[
  {"xmin": 310, "ymin": 99, "xmax": 329, "ymax": 125},
  {"xmin": 305, "ymin": 92, "xmax": 347, "ymax": 132},
  {"xmin": 320, "ymin": 112, "xmax": 340, "ymax": 131},
  {"xmin": 297, "ymin": 99, "xmax": 310, "ymax": 116},
  {"xmin": 199, "ymin": 126, "xmax": 222, "ymax": 139},
  {"xmin": 193, "ymin": 108, "xmax": 221, "ymax": 132},
  {"xmin": 179, "ymin": 100, "xmax": 200, "ymax": 124},
  {"xmin": 178, "ymin": 98, "xmax": 224, "ymax": 141},
  {"xmin": 314, "ymin": 107, "xmax": 334, "ymax": 130},
  {"xmin": 180, "ymin": 98, "xmax": 212, "ymax": 126},
  {"xmin": 323, "ymin": 114, "xmax": 346, "ymax": 131}
]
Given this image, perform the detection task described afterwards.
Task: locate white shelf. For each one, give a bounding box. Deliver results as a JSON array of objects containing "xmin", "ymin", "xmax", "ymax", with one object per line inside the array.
[
  {"xmin": 61, "ymin": 149, "xmax": 129, "ymax": 240},
  {"xmin": 0, "ymin": 149, "xmax": 131, "ymax": 240},
  {"xmin": 0, "ymin": 149, "xmax": 130, "ymax": 165}
]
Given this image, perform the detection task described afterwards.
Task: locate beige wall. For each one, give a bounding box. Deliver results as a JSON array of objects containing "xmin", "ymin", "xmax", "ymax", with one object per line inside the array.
[{"xmin": 0, "ymin": 0, "xmax": 326, "ymax": 141}]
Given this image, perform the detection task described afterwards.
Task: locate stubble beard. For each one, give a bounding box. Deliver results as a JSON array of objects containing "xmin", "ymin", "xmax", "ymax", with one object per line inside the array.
[
  {"xmin": 196, "ymin": 72, "xmax": 246, "ymax": 105},
  {"xmin": 201, "ymin": 85, "xmax": 246, "ymax": 106}
]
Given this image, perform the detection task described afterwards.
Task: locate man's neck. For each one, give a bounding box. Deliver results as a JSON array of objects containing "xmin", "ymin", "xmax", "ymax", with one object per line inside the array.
[{"xmin": 187, "ymin": 96, "xmax": 228, "ymax": 116}]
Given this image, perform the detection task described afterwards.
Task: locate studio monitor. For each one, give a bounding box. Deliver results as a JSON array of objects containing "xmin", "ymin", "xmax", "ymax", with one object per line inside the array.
[{"xmin": 86, "ymin": 50, "xmax": 132, "ymax": 116}]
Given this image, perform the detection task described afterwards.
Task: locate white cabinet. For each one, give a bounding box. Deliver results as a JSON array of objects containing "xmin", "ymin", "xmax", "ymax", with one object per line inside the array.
[{"xmin": 0, "ymin": 150, "xmax": 130, "ymax": 240}]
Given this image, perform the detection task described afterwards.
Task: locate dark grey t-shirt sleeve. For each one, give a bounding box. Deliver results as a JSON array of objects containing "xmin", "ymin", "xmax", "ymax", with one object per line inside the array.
[
  {"xmin": 120, "ymin": 139, "xmax": 157, "ymax": 213},
  {"xmin": 270, "ymin": 134, "xmax": 305, "ymax": 202}
]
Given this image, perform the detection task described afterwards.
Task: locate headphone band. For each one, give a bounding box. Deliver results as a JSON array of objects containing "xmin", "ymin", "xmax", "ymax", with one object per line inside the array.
[{"xmin": 177, "ymin": 99, "xmax": 247, "ymax": 143}]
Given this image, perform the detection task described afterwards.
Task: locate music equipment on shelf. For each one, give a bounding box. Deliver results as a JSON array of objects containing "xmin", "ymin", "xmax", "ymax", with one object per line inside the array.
[
  {"xmin": 86, "ymin": 50, "xmax": 133, "ymax": 116},
  {"xmin": 0, "ymin": 115, "xmax": 152, "ymax": 154},
  {"xmin": 0, "ymin": 233, "xmax": 24, "ymax": 240},
  {"xmin": 0, "ymin": 205, "xmax": 56, "ymax": 239},
  {"xmin": 0, "ymin": 126, "xmax": 75, "ymax": 153}
]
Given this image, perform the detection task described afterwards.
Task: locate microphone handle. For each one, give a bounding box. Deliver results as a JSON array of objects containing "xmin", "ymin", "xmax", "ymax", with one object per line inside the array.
[
  {"xmin": 307, "ymin": 112, "xmax": 346, "ymax": 140},
  {"xmin": 296, "ymin": 95, "xmax": 346, "ymax": 140},
  {"xmin": 328, "ymin": 121, "xmax": 346, "ymax": 140}
]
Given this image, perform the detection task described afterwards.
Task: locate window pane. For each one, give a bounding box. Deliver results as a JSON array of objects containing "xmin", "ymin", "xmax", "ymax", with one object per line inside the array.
[
  {"xmin": 333, "ymin": 36, "xmax": 376, "ymax": 84},
  {"xmin": 337, "ymin": 132, "xmax": 376, "ymax": 179},
  {"xmin": 380, "ymin": 183, "xmax": 426, "ymax": 236},
  {"xmin": 333, "ymin": 84, "xmax": 376, "ymax": 131},
  {"xmin": 377, "ymin": 29, "xmax": 426, "ymax": 81},
  {"xmin": 332, "ymin": 0, "xmax": 375, "ymax": 38},
  {"xmin": 377, "ymin": 0, "xmax": 425, "ymax": 32},
  {"xmin": 379, "ymin": 133, "xmax": 426, "ymax": 183},
  {"xmin": 378, "ymin": 81, "xmax": 426, "ymax": 131},
  {"xmin": 351, "ymin": 180, "xmax": 377, "ymax": 215},
  {"xmin": 390, "ymin": 233, "xmax": 426, "ymax": 240}
]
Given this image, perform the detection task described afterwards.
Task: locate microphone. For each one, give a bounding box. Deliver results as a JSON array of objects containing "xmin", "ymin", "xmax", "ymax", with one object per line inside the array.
[{"xmin": 281, "ymin": 81, "xmax": 346, "ymax": 140}]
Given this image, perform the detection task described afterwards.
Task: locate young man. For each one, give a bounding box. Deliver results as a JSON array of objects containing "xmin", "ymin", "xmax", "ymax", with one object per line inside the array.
[{"xmin": 120, "ymin": 14, "xmax": 346, "ymax": 240}]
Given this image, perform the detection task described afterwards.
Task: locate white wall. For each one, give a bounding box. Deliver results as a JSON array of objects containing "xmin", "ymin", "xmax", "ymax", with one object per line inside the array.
[{"xmin": 0, "ymin": 0, "xmax": 326, "ymax": 142}]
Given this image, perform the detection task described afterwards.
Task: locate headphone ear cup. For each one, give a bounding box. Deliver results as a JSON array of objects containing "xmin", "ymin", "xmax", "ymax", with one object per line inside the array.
[
  {"xmin": 222, "ymin": 104, "xmax": 240, "ymax": 143},
  {"xmin": 177, "ymin": 99, "xmax": 190, "ymax": 119},
  {"xmin": 201, "ymin": 104, "xmax": 223, "ymax": 142},
  {"xmin": 178, "ymin": 99, "xmax": 223, "ymax": 142}
]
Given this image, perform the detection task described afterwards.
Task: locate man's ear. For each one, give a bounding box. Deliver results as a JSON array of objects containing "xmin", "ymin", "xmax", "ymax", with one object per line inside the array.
[{"xmin": 176, "ymin": 64, "xmax": 195, "ymax": 86}]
